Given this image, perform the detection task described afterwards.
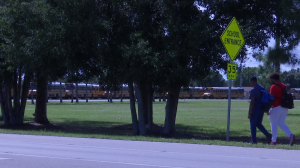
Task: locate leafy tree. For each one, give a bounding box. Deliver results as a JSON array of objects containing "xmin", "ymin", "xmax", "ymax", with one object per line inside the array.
[
  {"xmin": 252, "ymin": 0, "xmax": 300, "ymax": 72},
  {"xmin": 0, "ymin": 0, "xmax": 71, "ymax": 125},
  {"xmin": 0, "ymin": 0, "xmax": 38, "ymax": 125},
  {"xmin": 95, "ymin": 1, "xmax": 141, "ymax": 134},
  {"xmin": 192, "ymin": 71, "xmax": 226, "ymax": 87},
  {"xmin": 281, "ymin": 69, "xmax": 300, "ymax": 88},
  {"xmin": 203, "ymin": 0, "xmax": 300, "ymax": 73},
  {"xmin": 233, "ymin": 67, "xmax": 260, "ymax": 87},
  {"xmin": 250, "ymin": 54, "xmax": 300, "ymax": 90},
  {"xmin": 161, "ymin": 1, "xmax": 226, "ymax": 135},
  {"xmin": 127, "ymin": 0, "xmax": 167, "ymax": 134},
  {"xmin": 56, "ymin": 0, "xmax": 102, "ymax": 103},
  {"xmin": 269, "ymin": 0, "xmax": 300, "ymax": 72},
  {"xmin": 203, "ymin": 0, "xmax": 275, "ymax": 50},
  {"xmin": 123, "ymin": 33, "xmax": 158, "ymax": 135},
  {"xmin": 28, "ymin": 0, "xmax": 67, "ymax": 124}
]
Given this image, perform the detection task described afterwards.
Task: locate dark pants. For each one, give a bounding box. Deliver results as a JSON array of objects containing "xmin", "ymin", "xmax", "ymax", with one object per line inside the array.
[{"xmin": 250, "ymin": 106, "xmax": 270, "ymax": 143}]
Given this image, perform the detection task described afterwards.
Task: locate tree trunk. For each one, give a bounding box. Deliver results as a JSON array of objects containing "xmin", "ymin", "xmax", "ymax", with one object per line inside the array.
[
  {"xmin": 192, "ymin": 87, "xmax": 194, "ymax": 99},
  {"xmin": 1, "ymin": 72, "xmax": 30, "ymax": 126},
  {"xmin": 31, "ymin": 83, "xmax": 34, "ymax": 104},
  {"xmin": 6, "ymin": 72, "xmax": 19, "ymax": 126},
  {"xmin": 146, "ymin": 84, "xmax": 153, "ymax": 130},
  {"xmin": 274, "ymin": 37, "xmax": 281, "ymax": 73},
  {"xmin": 76, "ymin": 82, "xmax": 79, "ymax": 103},
  {"xmin": 153, "ymin": 93, "xmax": 155, "ymax": 102},
  {"xmin": 142, "ymin": 86, "xmax": 148, "ymax": 125},
  {"xmin": 135, "ymin": 85, "xmax": 147, "ymax": 135},
  {"xmin": 120, "ymin": 87, "xmax": 123, "ymax": 102},
  {"xmin": 86, "ymin": 83, "xmax": 88, "ymax": 103},
  {"xmin": 71, "ymin": 85, "xmax": 74, "ymax": 103},
  {"xmin": 0, "ymin": 84, "xmax": 4, "ymax": 121},
  {"xmin": 0, "ymin": 83, "xmax": 11, "ymax": 126},
  {"xmin": 107, "ymin": 88, "xmax": 109, "ymax": 102},
  {"xmin": 134, "ymin": 84, "xmax": 138, "ymax": 102},
  {"xmin": 60, "ymin": 80, "xmax": 63, "ymax": 103},
  {"xmin": 274, "ymin": 60, "xmax": 281, "ymax": 73},
  {"xmin": 109, "ymin": 88, "xmax": 113, "ymax": 103},
  {"xmin": 34, "ymin": 76, "xmax": 50, "ymax": 124},
  {"xmin": 128, "ymin": 82, "xmax": 139, "ymax": 135},
  {"xmin": 46, "ymin": 84, "xmax": 49, "ymax": 103},
  {"xmin": 159, "ymin": 93, "xmax": 161, "ymax": 102},
  {"xmin": 163, "ymin": 84, "xmax": 181, "ymax": 136},
  {"xmin": 90, "ymin": 86, "xmax": 92, "ymax": 99},
  {"xmin": 274, "ymin": 10, "xmax": 281, "ymax": 73},
  {"xmin": 239, "ymin": 67, "xmax": 243, "ymax": 87},
  {"xmin": 19, "ymin": 73, "xmax": 30, "ymax": 124},
  {"xmin": 18, "ymin": 69, "xmax": 22, "ymax": 100},
  {"xmin": 0, "ymin": 85, "xmax": 4, "ymax": 122},
  {"xmin": 13, "ymin": 70, "xmax": 20, "ymax": 118},
  {"xmin": 136, "ymin": 85, "xmax": 148, "ymax": 125},
  {"xmin": 135, "ymin": 83, "xmax": 154, "ymax": 134}
]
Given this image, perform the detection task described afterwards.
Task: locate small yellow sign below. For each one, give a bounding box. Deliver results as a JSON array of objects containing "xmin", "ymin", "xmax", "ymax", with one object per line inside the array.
[
  {"xmin": 221, "ymin": 17, "xmax": 245, "ymax": 61},
  {"xmin": 227, "ymin": 63, "xmax": 237, "ymax": 80}
]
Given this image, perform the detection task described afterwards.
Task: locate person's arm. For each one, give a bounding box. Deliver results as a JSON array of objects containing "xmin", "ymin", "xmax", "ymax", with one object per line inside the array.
[
  {"xmin": 270, "ymin": 85, "xmax": 276, "ymax": 99},
  {"xmin": 248, "ymin": 96, "xmax": 255, "ymax": 119},
  {"xmin": 268, "ymin": 85, "xmax": 276, "ymax": 115}
]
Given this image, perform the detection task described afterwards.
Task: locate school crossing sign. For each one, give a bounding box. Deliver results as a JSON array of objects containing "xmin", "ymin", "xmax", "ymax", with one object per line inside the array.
[
  {"xmin": 221, "ymin": 17, "xmax": 245, "ymax": 61},
  {"xmin": 221, "ymin": 17, "xmax": 245, "ymax": 142}
]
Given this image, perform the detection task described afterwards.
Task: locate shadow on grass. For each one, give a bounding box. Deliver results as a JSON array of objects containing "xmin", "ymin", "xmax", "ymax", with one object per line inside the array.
[
  {"xmin": 176, "ymin": 124, "xmax": 298, "ymax": 145},
  {"xmin": 0, "ymin": 119, "xmax": 297, "ymax": 145},
  {"xmin": 288, "ymin": 113, "xmax": 300, "ymax": 116},
  {"xmin": 26, "ymin": 101, "xmax": 131, "ymax": 106}
]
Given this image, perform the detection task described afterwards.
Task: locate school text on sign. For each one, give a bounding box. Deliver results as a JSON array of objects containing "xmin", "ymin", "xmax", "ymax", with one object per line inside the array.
[{"xmin": 221, "ymin": 17, "xmax": 245, "ymax": 61}]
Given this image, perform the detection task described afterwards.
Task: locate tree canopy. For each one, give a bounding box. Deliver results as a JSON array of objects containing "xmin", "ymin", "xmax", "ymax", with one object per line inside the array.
[{"xmin": 0, "ymin": 0, "xmax": 299, "ymax": 135}]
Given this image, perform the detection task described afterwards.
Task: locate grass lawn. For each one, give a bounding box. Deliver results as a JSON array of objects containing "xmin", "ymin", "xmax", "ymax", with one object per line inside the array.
[{"xmin": 0, "ymin": 100, "xmax": 299, "ymax": 150}]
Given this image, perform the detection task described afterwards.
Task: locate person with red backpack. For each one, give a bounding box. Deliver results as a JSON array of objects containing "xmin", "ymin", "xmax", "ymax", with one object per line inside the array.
[{"xmin": 268, "ymin": 73, "xmax": 295, "ymax": 146}]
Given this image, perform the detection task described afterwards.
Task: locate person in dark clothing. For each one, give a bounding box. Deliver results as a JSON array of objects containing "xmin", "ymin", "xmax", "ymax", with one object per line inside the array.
[{"xmin": 248, "ymin": 77, "xmax": 272, "ymax": 144}]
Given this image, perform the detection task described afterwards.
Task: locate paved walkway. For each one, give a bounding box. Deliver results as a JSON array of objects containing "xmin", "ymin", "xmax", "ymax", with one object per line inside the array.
[{"xmin": 0, "ymin": 134, "xmax": 299, "ymax": 168}]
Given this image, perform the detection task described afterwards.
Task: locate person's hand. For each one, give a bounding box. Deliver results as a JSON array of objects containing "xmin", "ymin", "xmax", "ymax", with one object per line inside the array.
[
  {"xmin": 248, "ymin": 113, "xmax": 252, "ymax": 119},
  {"xmin": 267, "ymin": 110, "xmax": 271, "ymax": 116}
]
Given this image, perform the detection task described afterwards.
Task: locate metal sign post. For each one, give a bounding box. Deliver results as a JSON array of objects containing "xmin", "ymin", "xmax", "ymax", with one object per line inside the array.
[
  {"xmin": 221, "ymin": 17, "xmax": 245, "ymax": 141},
  {"xmin": 226, "ymin": 62, "xmax": 237, "ymax": 141},
  {"xmin": 226, "ymin": 75, "xmax": 232, "ymax": 141}
]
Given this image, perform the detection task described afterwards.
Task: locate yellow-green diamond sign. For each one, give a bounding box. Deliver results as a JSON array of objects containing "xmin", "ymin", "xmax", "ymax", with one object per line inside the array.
[{"xmin": 221, "ymin": 17, "xmax": 245, "ymax": 61}]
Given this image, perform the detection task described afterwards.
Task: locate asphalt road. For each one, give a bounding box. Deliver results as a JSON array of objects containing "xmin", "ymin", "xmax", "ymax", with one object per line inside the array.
[
  {"xmin": 26, "ymin": 98, "xmax": 300, "ymax": 102},
  {"xmin": 0, "ymin": 134, "xmax": 299, "ymax": 168},
  {"xmin": 31, "ymin": 99, "xmax": 251, "ymax": 102}
]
